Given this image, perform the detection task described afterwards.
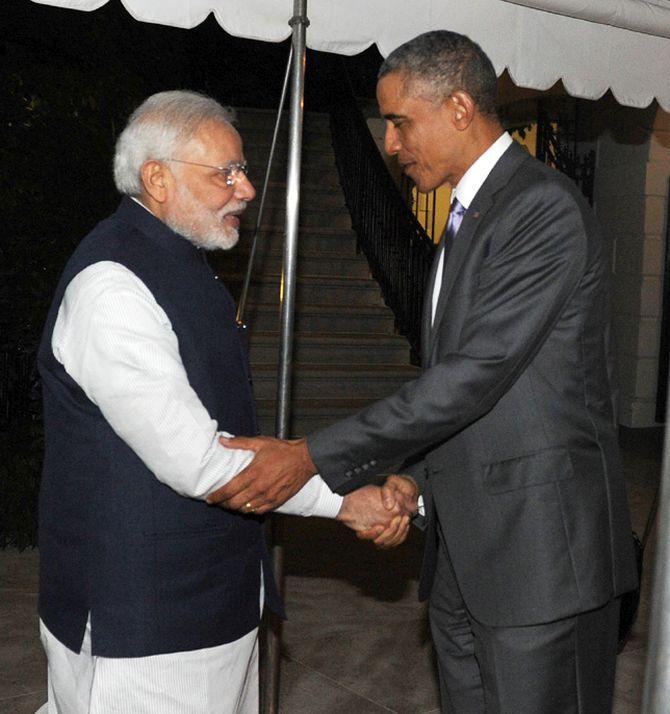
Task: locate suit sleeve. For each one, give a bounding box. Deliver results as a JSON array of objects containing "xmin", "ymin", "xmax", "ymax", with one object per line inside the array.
[{"xmin": 308, "ymin": 179, "xmax": 589, "ymax": 493}]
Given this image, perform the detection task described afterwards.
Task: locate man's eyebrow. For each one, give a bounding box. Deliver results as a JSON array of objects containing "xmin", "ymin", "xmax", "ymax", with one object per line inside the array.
[{"xmin": 382, "ymin": 112, "xmax": 405, "ymax": 120}]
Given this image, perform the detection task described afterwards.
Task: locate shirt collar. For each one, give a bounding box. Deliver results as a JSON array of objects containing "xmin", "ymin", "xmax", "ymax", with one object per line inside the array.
[
  {"xmin": 130, "ymin": 195, "xmax": 154, "ymax": 215},
  {"xmin": 452, "ymin": 132, "xmax": 513, "ymax": 209}
]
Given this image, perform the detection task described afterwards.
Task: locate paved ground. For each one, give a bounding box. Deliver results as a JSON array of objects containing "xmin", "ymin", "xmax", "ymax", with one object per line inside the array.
[{"xmin": 0, "ymin": 428, "xmax": 663, "ymax": 713}]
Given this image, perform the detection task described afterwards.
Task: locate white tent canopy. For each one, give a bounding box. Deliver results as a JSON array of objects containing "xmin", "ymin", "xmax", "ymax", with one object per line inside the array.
[{"xmin": 32, "ymin": 0, "xmax": 670, "ymax": 111}]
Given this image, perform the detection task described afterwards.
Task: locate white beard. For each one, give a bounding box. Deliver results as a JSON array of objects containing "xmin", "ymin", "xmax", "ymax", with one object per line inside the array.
[{"xmin": 165, "ymin": 183, "xmax": 245, "ymax": 251}]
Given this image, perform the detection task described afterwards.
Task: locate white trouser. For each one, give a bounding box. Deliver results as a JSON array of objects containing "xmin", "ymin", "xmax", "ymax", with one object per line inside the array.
[{"xmin": 37, "ymin": 571, "xmax": 264, "ymax": 714}]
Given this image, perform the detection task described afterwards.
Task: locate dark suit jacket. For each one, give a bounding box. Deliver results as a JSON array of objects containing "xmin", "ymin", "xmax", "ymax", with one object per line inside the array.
[{"xmin": 307, "ymin": 141, "xmax": 638, "ymax": 627}]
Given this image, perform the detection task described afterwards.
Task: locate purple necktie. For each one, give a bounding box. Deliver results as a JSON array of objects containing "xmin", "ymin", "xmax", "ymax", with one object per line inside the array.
[
  {"xmin": 431, "ymin": 197, "xmax": 466, "ymax": 325},
  {"xmin": 445, "ymin": 197, "xmax": 466, "ymax": 242}
]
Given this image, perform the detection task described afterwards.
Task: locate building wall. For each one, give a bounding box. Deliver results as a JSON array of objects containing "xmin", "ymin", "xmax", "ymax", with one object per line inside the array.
[{"xmin": 594, "ymin": 103, "xmax": 670, "ymax": 427}]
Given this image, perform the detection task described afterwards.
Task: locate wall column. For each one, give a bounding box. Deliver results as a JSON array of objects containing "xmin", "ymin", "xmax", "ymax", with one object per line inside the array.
[{"xmin": 595, "ymin": 102, "xmax": 670, "ymax": 427}]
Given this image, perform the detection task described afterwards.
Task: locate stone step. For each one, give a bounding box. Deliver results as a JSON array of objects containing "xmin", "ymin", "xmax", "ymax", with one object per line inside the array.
[
  {"xmin": 245, "ymin": 167, "xmax": 342, "ymax": 192},
  {"xmin": 243, "ymin": 303, "xmax": 396, "ymax": 334},
  {"xmin": 248, "ymin": 332, "xmax": 411, "ymax": 365},
  {"xmin": 235, "ymin": 109, "xmax": 339, "ymax": 186},
  {"xmin": 236, "ymin": 116, "xmax": 332, "ymax": 138},
  {"xmin": 262, "ymin": 161, "xmax": 341, "ymax": 186},
  {"xmin": 235, "ymin": 113, "xmax": 334, "ymax": 173},
  {"xmin": 251, "ymin": 364, "xmax": 418, "ymax": 401},
  {"xmin": 244, "ymin": 140, "xmax": 335, "ymax": 161},
  {"xmin": 236, "ymin": 227, "xmax": 359, "ymax": 254},
  {"xmin": 215, "ymin": 245, "xmax": 370, "ymax": 280},
  {"xmin": 241, "ymin": 182, "xmax": 346, "ymax": 210},
  {"xmin": 239, "ymin": 274, "xmax": 383, "ymax": 307},
  {"xmin": 238, "ymin": 135, "xmax": 335, "ymax": 164},
  {"xmin": 218, "ymin": 250, "xmax": 371, "ymax": 280},
  {"xmin": 244, "ymin": 146, "xmax": 336, "ymax": 173},
  {"xmin": 235, "ymin": 108, "xmax": 331, "ymax": 134},
  {"xmin": 240, "ymin": 203, "xmax": 351, "ymax": 230},
  {"xmin": 255, "ymin": 398, "xmax": 379, "ymax": 436},
  {"xmin": 239, "ymin": 139, "xmax": 333, "ymax": 157}
]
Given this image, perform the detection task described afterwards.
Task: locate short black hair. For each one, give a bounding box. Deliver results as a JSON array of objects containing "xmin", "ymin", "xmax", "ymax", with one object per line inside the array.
[{"xmin": 379, "ymin": 31, "xmax": 498, "ymax": 117}]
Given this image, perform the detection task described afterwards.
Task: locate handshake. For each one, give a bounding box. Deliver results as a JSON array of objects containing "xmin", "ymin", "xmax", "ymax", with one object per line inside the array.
[
  {"xmin": 207, "ymin": 434, "xmax": 420, "ymax": 549},
  {"xmin": 335, "ymin": 475, "xmax": 419, "ymax": 549}
]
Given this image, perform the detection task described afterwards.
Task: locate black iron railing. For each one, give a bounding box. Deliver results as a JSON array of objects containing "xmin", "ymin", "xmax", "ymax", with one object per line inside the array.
[
  {"xmin": 328, "ymin": 63, "xmax": 435, "ymax": 363},
  {"xmin": 536, "ymin": 99, "xmax": 595, "ymax": 205}
]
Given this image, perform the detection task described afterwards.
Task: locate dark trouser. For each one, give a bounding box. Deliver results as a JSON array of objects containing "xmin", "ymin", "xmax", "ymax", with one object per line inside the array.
[{"xmin": 428, "ymin": 540, "xmax": 620, "ymax": 713}]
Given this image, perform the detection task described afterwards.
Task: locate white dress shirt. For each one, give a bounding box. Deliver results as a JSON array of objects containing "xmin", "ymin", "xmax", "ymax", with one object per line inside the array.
[{"xmin": 431, "ymin": 132, "xmax": 514, "ymax": 326}]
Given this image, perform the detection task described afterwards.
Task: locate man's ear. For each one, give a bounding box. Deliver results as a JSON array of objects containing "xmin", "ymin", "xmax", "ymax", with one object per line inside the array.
[
  {"xmin": 450, "ymin": 90, "xmax": 476, "ymax": 129},
  {"xmin": 140, "ymin": 160, "xmax": 170, "ymax": 204}
]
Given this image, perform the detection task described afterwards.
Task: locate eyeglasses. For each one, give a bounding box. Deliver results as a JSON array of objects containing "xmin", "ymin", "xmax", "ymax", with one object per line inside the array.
[{"xmin": 163, "ymin": 158, "xmax": 249, "ymax": 186}]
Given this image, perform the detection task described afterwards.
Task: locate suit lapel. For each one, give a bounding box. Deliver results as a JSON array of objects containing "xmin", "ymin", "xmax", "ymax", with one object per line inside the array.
[
  {"xmin": 425, "ymin": 141, "xmax": 531, "ymax": 361},
  {"xmin": 428, "ymin": 202, "xmax": 486, "ymax": 356},
  {"xmin": 421, "ymin": 231, "xmax": 446, "ymax": 365}
]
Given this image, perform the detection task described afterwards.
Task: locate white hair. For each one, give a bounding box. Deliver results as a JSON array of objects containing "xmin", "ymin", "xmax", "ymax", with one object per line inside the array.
[{"xmin": 113, "ymin": 90, "xmax": 235, "ymax": 196}]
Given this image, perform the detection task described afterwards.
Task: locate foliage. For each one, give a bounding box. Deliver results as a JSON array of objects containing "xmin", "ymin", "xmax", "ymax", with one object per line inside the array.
[
  {"xmin": 1, "ymin": 18, "xmax": 146, "ymax": 355},
  {"xmin": 0, "ymin": 1, "xmax": 159, "ymax": 546}
]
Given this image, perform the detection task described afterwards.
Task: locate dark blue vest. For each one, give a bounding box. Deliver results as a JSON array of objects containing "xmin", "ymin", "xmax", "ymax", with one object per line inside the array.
[{"xmin": 38, "ymin": 197, "xmax": 282, "ymax": 657}]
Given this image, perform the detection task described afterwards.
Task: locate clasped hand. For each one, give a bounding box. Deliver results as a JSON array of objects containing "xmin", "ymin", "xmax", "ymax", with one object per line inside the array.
[
  {"xmin": 206, "ymin": 434, "xmax": 418, "ymax": 548},
  {"xmin": 336, "ymin": 475, "xmax": 419, "ymax": 549}
]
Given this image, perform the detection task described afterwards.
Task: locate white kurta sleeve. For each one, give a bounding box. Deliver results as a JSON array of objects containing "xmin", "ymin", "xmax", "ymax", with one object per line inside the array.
[{"xmin": 53, "ymin": 261, "xmax": 342, "ymax": 518}]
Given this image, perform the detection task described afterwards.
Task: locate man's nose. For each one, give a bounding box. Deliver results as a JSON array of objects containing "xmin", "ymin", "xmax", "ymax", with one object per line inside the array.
[
  {"xmin": 384, "ymin": 126, "xmax": 400, "ymax": 156},
  {"xmin": 235, "ymin": 174, "xmax": 256, "ymax": 202}
]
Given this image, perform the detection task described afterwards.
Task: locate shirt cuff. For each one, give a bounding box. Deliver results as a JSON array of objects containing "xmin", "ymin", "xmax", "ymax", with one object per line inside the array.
[
  {"xmin": 313, "ymin": 484, "xmax": 344, "ymax": 519},
  {"xmin": 276, "ymin": 474, "xmax": 343, "ymax": 518},
  {"xmin": 417, "ymin": 494, "xmax": 425, "ymax": 517}
]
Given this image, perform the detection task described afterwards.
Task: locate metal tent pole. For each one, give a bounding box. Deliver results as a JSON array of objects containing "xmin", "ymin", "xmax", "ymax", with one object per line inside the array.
[
  {"xmin": 260, "ymin": 2, "xmax": 308, "ymax": 712},
  {"xmin": 642, "ymin": 377, "xmax": 670, "ymax": 712}
]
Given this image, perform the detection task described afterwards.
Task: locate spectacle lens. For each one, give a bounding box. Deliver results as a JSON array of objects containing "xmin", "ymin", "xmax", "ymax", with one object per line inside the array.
[{"xmin": 162, "ymin": 158, "xmax": 249, "ymax": 187}]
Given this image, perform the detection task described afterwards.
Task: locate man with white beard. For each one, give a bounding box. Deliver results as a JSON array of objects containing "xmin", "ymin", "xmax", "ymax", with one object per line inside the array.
[{"xmin": 36, "ymin": 90, "xmax": 415, "ymax": 713}]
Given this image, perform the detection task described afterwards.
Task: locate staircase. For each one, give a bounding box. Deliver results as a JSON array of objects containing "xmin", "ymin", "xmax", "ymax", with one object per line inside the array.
[{"xmin": 213, "ymin": 108, "xmax": 420, "ymax": 437}]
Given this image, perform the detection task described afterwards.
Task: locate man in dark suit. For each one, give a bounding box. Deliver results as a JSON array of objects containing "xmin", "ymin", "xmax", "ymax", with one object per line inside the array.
[{"xmin": 208, "ymin": 32, "xmax": 638, "ymax": 712}]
